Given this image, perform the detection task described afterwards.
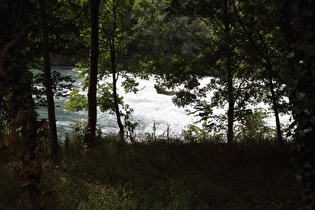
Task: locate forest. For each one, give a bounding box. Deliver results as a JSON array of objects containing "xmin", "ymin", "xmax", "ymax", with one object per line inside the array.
[{"xmin": 0, "ymin": 0, "xmax": 315, "ymax": 209}]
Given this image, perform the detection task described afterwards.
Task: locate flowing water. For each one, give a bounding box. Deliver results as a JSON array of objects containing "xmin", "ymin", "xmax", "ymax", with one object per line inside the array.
[{"xmin": 36, "ymin": 66, "xmax": 291, "ymax": 141}]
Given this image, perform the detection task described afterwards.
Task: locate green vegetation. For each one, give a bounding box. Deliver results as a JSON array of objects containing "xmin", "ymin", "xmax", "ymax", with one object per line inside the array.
[{"xmin": 1, "ymin": 136, "xmax": 300, "ymax": 209}]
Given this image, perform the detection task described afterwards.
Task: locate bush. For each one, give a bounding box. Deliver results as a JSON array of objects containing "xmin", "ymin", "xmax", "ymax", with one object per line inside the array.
[
  {"xmin": 182, "ymin": 124, "xmax": 223, "ymax": 143},
  {"xmin": 235, "ymin": 108, "xmax": 276, "ymax": 144}
]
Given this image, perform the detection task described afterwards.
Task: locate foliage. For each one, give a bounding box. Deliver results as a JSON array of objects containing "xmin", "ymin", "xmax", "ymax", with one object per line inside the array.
[
  {"xmin": 182, "ymin": 124, "xmax": 222, "ymax": 143},
  {"xmin": 61, "ymin": 88, "xmax": 88, "ymax": 111},
  {"xmin": 235, "ymin": 108, "xmax": 276, "ymax": 144},
  {"xmin": 97, "ymin": 82, "xmax": 123, "ymax": 113},
  {"xmin": 133, "ymin": 0, "xmax": 291, "ymax": 145},
  {"xmin": 33, "ymin": 69, "xmax": 75, "ymax": 109},
  {"xmin": 42, "ymin": 0, "xmax": 90, "ymax": 65}
]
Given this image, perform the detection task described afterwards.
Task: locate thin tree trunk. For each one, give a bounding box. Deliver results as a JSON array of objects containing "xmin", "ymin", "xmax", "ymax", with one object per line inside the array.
[
  {"xmin": 224, "ymin": 0, "xmax": 234, "ymax": 144},
  {"xmin": 39, "ymin": 0, "xmax": 59, "ymax": 163},
  {"xmin": 110, "ymin": 5, "xmax": 124, "ymax": 141},
  {"xmin": 86, "ymin": 0, "xmax": 100, "ymax": 147},
  {"xmin": 227, "ymin": 60, "xmax": 234, "ymax": 144},
  {"xmin": 267, "ymin": 64, "xmax": 283, "ymax": 144},
  {"xmin": 111, "ymin": 43, "xmax": 124, "ymax": 140},
  {"xmin": 112, "ymin": 70, "xmax": 124, "ymax": 140}
]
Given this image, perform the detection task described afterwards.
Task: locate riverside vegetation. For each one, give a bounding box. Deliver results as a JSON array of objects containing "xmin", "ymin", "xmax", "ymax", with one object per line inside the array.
[{"xmin": 1, "ymin": 133, "xmax": 300, "ymax": 209}]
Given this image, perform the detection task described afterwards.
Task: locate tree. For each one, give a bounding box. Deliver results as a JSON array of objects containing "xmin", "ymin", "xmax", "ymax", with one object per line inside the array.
[
  {"xmin": 101, "ymin": 0, "xmax": 126, "ymax": 139},
  {"xmin": 149, "ymin": 0, "xmax": 259, "ymax": 144},
  {"xmin": 62, "ymin": 0, "xmax": 142, "ymax": 142},
  {"xmin": 39, "ymin": 0, "xmax": 59, "ymax": 163},
  {"xmin": 97, "ymin": 0, "xmax": 140, "ymax": 141},
  {"xmin": 232, "ymin": 0, "xmax": 290, "ymax": 144},
  {"xmin": 86, "ymin": 0, "xmax": 101, "ymax": 146},
  {"xmin": 222, "ymin": 0, "xmax": 236, "ymax": 144},
  {"xmin": 32, "ymin": 0, "xmax": 84, "ymax": 112},
  {"xmin": 137, "ymin": 0, "xmax": 290, "ymax": 144}
]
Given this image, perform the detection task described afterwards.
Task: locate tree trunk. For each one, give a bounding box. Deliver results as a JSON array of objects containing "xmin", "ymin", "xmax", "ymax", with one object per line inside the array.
[
  {"xmin": 267, "ymin": 64, "xmax": 283, "ymax": 144},
  {"xmin": 110, "ymin": 5, "xmax": 124, "ymax": 141},
  {"xmin": 112, "ymin": 70, "xmax": 124, "ymax": 140},
  {"xmin": 86, "ymin": 0, "xmax": 100, "ymax": 147},
  {"xmin": 227, "ymin": 60, "xmax": 234, "ymax": 144},
  {"xmin": 39, "ymin": 0, "xmax": 59, "ymax": 163},
  {"xmin": 110, "ymin": 42, "xmax": 124, "ymax": 140},
  {"xmin": 224, "ymin": 0, "xmax": 234, "ymax": 144}
]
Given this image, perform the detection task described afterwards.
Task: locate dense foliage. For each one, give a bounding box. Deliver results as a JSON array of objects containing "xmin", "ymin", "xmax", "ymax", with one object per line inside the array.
[{"xmin": 277, "ymin": 0, "xmax": 315, "ymax": 208}]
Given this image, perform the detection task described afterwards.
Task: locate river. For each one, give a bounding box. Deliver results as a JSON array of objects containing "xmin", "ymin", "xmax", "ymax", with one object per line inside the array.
[{"xmin": 36, "ymin": 66, "xmax": 291, "ymax": 141}]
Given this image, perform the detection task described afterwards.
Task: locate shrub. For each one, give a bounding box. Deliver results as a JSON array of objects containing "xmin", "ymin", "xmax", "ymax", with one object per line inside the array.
[{"xmin": 235, "ymin": 108, "xmax": 276, "ymax": 144}]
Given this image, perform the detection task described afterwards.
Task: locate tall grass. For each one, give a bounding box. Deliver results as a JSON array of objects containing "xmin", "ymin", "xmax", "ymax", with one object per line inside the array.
[{"xmin": 1, "ymin": 135, "xmax": 301, "ymax": 209}]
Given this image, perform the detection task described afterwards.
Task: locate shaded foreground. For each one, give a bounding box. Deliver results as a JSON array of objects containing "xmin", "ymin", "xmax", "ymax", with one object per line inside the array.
[{"xmin": 1, "ymin": 137, "xmax": 301, "ymax": 209}]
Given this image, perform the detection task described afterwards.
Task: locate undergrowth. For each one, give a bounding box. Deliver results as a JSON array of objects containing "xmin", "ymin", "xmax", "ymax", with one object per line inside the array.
[{"xmin": 1, "ymin": 135, "xmax": 301, "ymax": 209}]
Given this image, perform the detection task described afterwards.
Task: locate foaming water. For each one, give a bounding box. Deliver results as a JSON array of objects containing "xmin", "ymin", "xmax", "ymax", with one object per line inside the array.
[
  {"xmin": 37, "ymin": 66, "xmax": 291, "ymax": 140},
  {"xmin": 37, "ymin": 66, "xmax": 198, "ymax": 139}
]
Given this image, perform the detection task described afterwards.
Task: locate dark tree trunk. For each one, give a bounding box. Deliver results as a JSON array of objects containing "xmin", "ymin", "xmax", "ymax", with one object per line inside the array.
[
  {"xmin": 224, "ymin": 0, "xmax": 234, "ymax": 144},
  {"xmin": 112, "ymin": 70, "xmax": 124, "ymax": 140},
  {"xmin": 267, "ymin": 64, "xmax": 283, "ymax": 144},
  {"xmin": 86, "ymin": 0, "xmax": 100, "ymax": 147},
  {"xmin": 39, "ymin": 0, "xmax": 59, "ymax": 163},
  {"xmin": 227, "ymin": 66, "xmax": 234, "ymax": 144}
]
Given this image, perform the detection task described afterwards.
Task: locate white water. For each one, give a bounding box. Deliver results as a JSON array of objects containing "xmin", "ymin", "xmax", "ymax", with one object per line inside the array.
[{"xmin": 37, "ymin": 66, "xmax": 291, "ymax": 140}]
